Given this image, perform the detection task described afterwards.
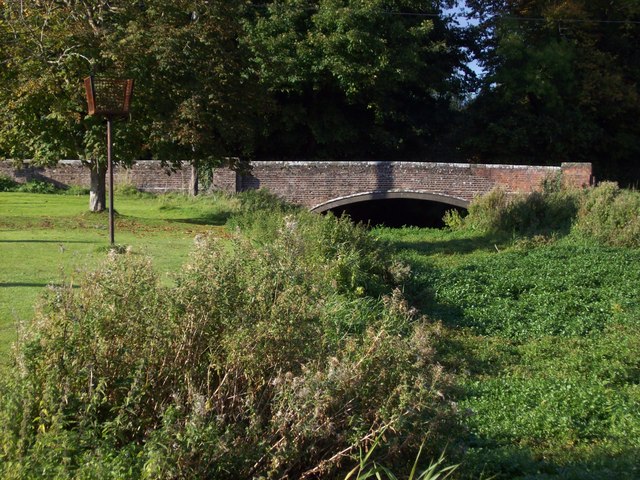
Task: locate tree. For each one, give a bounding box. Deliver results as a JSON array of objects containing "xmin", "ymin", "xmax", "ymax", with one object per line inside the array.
[
  {"xmin": 462, "ymin": 0, "xmax": 640, "ymax": 184},
  {"xmin": 120, "ymin": 0, "xmax": 266, "ymax": 195},
  {"xmin": 243, "ymin": 0, "xmax": 471, "ymax": 159},
  {"xmin": 0, "ymin": 0, "xmax": 144, "ymax": 210},
  {"xmin": 0, "ymin": 0, "xmax": 264, "ymax": 208}
]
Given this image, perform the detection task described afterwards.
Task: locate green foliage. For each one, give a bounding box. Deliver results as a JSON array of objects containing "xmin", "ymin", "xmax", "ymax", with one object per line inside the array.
[
  {"xmin": 422, "ymin": 243, "xmax": 640, "ymax": 339},
  {"xmin": 62, "ymin": 185, "xmax": 90, "ymax": 196},
  {"xmin": 463, "ymin": 188, "xmax": 511, "ymax": 233},
  {"xmin": 243, "ymin": 0, "xmax": 470, "ymax": 158},
  {"xmin": 113, "ymin": 182, "xmax": 141, "ymax": 197},
  {"xmin": 0, "ymin": 174, "xmax": 18, "ymax": 192},
  {"xmin": 0, "ymin": 191, "xmax": 242, "ymax": 361},
  {"xmin": 0, "ymin": 2, "xmax": 140, "ymax": 166},
  {"xmin": 442, "ymin": 209, "xmax": 465, "ymax": 230},
  {"xmin": 236, "ymin": 188, "xmax": 299, "ymax": 216},
  {"xmin": 463, "ymin": 0, "xmax": 640, "ymax": 184},
  {"xmin": 16, "ymin": 180, "xmax": 60, "ymax": 194},
  {"xmin": 0, "ymin": 0, "xmax": 265, "ymax": 210},
  {"xmin": 455, "ymin": 183, "xmax": 581, "ymax": 237},
  {"xmin": 455, "ymin": 322, "xmax": 640, "ymax": 479},
  {"xmin": 0, "ymin": 208, "xmax": 453, "ymax": 478},
  {"xmin": 458, "ymin": 182, "xmax": 640, "ymax": 248},
  {"xmin": 126, "ymin": 0, "xmax": 266, "ymax": 164},
  {"xmin": 345, "ymin": 431, "xmax": 458, "ymax": 480},
  {"xmin": 382, "ymin": 225, "xmax": 640, "ymax": 479},
  {"xmin": 574, "ymin": 182, "xmax": 640, "ymax": 248}
]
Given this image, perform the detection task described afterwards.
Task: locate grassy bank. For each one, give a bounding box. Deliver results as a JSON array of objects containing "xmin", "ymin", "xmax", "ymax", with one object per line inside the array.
[
  {"xmin": 0, "ymin": 191, "xmax": 236, "ymax": 361},
  {"xmin": 0, "ymin": 192, "xmax": 451, "ymax": 479}
]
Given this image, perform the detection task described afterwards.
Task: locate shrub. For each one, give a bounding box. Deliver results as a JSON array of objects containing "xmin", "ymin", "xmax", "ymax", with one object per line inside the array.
[
  {"xmin": 0, "ymin": 209, "xmax": 454, "ymax": 479},
  {"xmin": 62, "ymin": 185, "xmax": 90, "ymax": 196},
  {"xmin": 454, "ymin": 181, "xmax": 582, "ymax": 238},
  {"xmin": 114, "ymin": 182, "xmax": 141, "ymax": 196},
  {"xmin": 16, "ymin": 180, "xmax": 60, "ymax": 194},
  {"xmin": 453, "ymin": 180, "xmax": 640, "ymax": 248},
  {"xmin": 575, "ymin": 182, "xmax": 640, "ymax": 248},
  {"xmin": 235, "ymin": 188, "xmax": 294, "ymax": 213},
  {"xmin": 0, "ymin": 174, "xmax": 18, "ymax": 192},
  {"xmin": 229, "ymin": 188, "xmax": 299, "ymax": 229},
  {"xmin": 442, "ymin": 209, "xmax": 465, "ymax": 230}
]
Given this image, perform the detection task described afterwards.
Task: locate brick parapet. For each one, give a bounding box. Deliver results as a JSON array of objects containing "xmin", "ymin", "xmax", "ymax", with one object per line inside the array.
[
  {"xmin": 561, "ymin": 162, "xmax": 593, "ymax": 188},
  {"xmin": 226, "ymin": 161, "xmax": 590, "ymax": 209},
  {"xmin": 237, "ymin": 161, "xmax": 494, "ymax": 208},
  {"xmin": 1, "ymin": 160, "xmax": 594, "ymax": 207}
]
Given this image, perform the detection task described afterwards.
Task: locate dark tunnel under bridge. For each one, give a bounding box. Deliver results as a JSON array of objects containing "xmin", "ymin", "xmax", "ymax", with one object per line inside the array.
[{"xmin": 311, "ymin": 191, "xmax": 469, "ymax": 228}]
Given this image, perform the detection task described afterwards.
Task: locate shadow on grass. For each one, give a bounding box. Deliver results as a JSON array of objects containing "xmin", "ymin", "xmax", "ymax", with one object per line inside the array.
[
  {"xmin": 391, "ymin": 232, "xmax": 509, "ymax": 256},
  {"xmin": 387, "ymin": 231, "xmax": 503, "ymax": 323},
  {"xmin": 165, "ymin": 212, "xmax": 232, "ymax": 226},
  {"xmin": 0, "ymin": 282, "xmax": 78, "ymax": 288},
  {"xmin": 0, "ymin": 239, "xmax": 96, "ymax": 244},
  {"xmin": 460, "ymin": 442, "xmax": 640, "ymax": 480}
]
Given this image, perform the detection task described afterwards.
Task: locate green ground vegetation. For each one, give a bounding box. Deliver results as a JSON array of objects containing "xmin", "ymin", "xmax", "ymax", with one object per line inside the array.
[
  {"xmin": 0, "ymin": 190, "xmax": 451, "ymax": 479},
  {"xmin": 374, "ymin": 182, "xmax": 640, "ymax": 479},
  {"xmin": 375, "ymin": 227, "xmax": 640, "ymax": 479},
  {"xmin": 0, "ymin": 190, "xmax": 236, "ymax": 361},
  {"xmin": 0, "ymin": 184, "xmax": 639, "ymax": 478}
]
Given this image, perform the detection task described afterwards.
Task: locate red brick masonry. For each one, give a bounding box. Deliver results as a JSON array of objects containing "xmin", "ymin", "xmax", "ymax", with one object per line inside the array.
[
  {"xmin": 0, "ymin": 160, "xmax": 191, "ymax": 193},
  {"xmin": 1, "ymin": 160, "xmax": 592, "ymax": 209},
  {"xmin": 213, "ymin": 161, "xmax": 593, "ymax": 210}
]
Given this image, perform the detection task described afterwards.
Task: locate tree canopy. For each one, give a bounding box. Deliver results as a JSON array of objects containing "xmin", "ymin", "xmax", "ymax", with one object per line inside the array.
[
  {"xmin": 0, "ymin": 0, "xmax": 263, "ymax": 208},
  {"xmin": 1, "ymin": 0, "xmax": 639, "ymax": 189},
  {"xmin": 462, "ymin": 0, "xmax": 640, "ymax": 184},
  {"xmin": 244, "ymin": 0, "xmax": 471, "ymax": 159}
]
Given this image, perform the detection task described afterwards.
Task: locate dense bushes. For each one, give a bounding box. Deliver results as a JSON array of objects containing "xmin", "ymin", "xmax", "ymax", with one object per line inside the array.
[
  {"xmin": 448, "ymin": 180, "xmax": 640, "ymax": 248},
  {"xmin": 0, "ymin": 174, "xmax": 18, "ymax": 192},
  {"xmin": 0, "ymin": 205, "xmax": 454, "ymax": 478},
  {"xmin": 0, "ymin": 176, "xmax": 89, "ymax": 195},
  {"xmin": 574, "ymin": 182, "xmax": 640, "ymax": 247},
  {"xmin": 446, "ymin": 178, "xmax": 581, "ymax": 237}
]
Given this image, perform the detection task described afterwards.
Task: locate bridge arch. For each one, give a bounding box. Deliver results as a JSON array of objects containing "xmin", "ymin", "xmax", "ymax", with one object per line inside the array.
[{"xmin": 310, "ymin": 190, "xmax": 470, "ymax": 213}]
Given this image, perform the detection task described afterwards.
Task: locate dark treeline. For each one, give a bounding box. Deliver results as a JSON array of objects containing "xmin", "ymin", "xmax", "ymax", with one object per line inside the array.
[
  {"xmin": 463, "ymin": 0, "xmax": 640, "ymax": 186},
  {"xmin": 1, "ymin": 0, "xmax": 639, "ymax": 194}
]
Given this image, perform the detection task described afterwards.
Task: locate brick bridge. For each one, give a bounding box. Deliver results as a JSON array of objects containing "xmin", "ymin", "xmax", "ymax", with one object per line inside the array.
[
  {"xmin": 1, "ymin": 160, "xmax": 593, "ymax": 210},
  {"xmin": 212, "ymin": 161, "xmax": 593, "ymax": 211}
]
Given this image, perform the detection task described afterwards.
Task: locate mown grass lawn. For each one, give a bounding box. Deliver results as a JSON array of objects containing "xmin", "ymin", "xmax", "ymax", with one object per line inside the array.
[{"xmin": 0, "ymin": 191, "xmax": 235, "ymax": 363}]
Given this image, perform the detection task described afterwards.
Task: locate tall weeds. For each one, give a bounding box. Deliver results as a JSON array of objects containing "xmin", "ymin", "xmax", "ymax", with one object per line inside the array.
[
  {"xmin": 448, "ymin": 180, "xmax": 640, "ymax": 248},
  {"xmin": 0, "ymin": 204, "xmax": 455, "ymax": 479},
  {"xmin": 574, "ymin": 181, "xmax": 640, "ymax": 247}
]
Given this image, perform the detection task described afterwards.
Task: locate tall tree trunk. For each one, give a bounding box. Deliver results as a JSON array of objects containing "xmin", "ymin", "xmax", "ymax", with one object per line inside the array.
[
  {"xmin": 89, "ymin": 161, "xmax": 107, "ymax": 212},
  {"xmin": 190, "ymin": 160, "xmax": 199, "ymax": 196}
]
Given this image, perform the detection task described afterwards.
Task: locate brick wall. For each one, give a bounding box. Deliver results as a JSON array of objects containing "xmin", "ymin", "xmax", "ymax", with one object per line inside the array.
[
  {"xmin": 0, "ymin": 160, "xmax": 193, "ymax": 193},
  {"xmin": 2, "ymin": 160, "xmax": 593, "ymax": 209}
]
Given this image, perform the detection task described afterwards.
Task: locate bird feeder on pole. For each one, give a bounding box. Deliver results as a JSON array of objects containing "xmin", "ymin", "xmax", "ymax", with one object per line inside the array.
[{"xmin": 84, "ymin": 76, "xmax": 134, "ymax": 245}]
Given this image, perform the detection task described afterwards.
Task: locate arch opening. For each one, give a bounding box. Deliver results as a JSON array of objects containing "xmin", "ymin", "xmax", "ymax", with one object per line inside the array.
[
  {"xmin": 322, "ymin": 197, "xmax": 467, "ymax": 228},
  {"xmin": 312, "ymin": 191, "xmax": 469, "ymax": 228}
]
